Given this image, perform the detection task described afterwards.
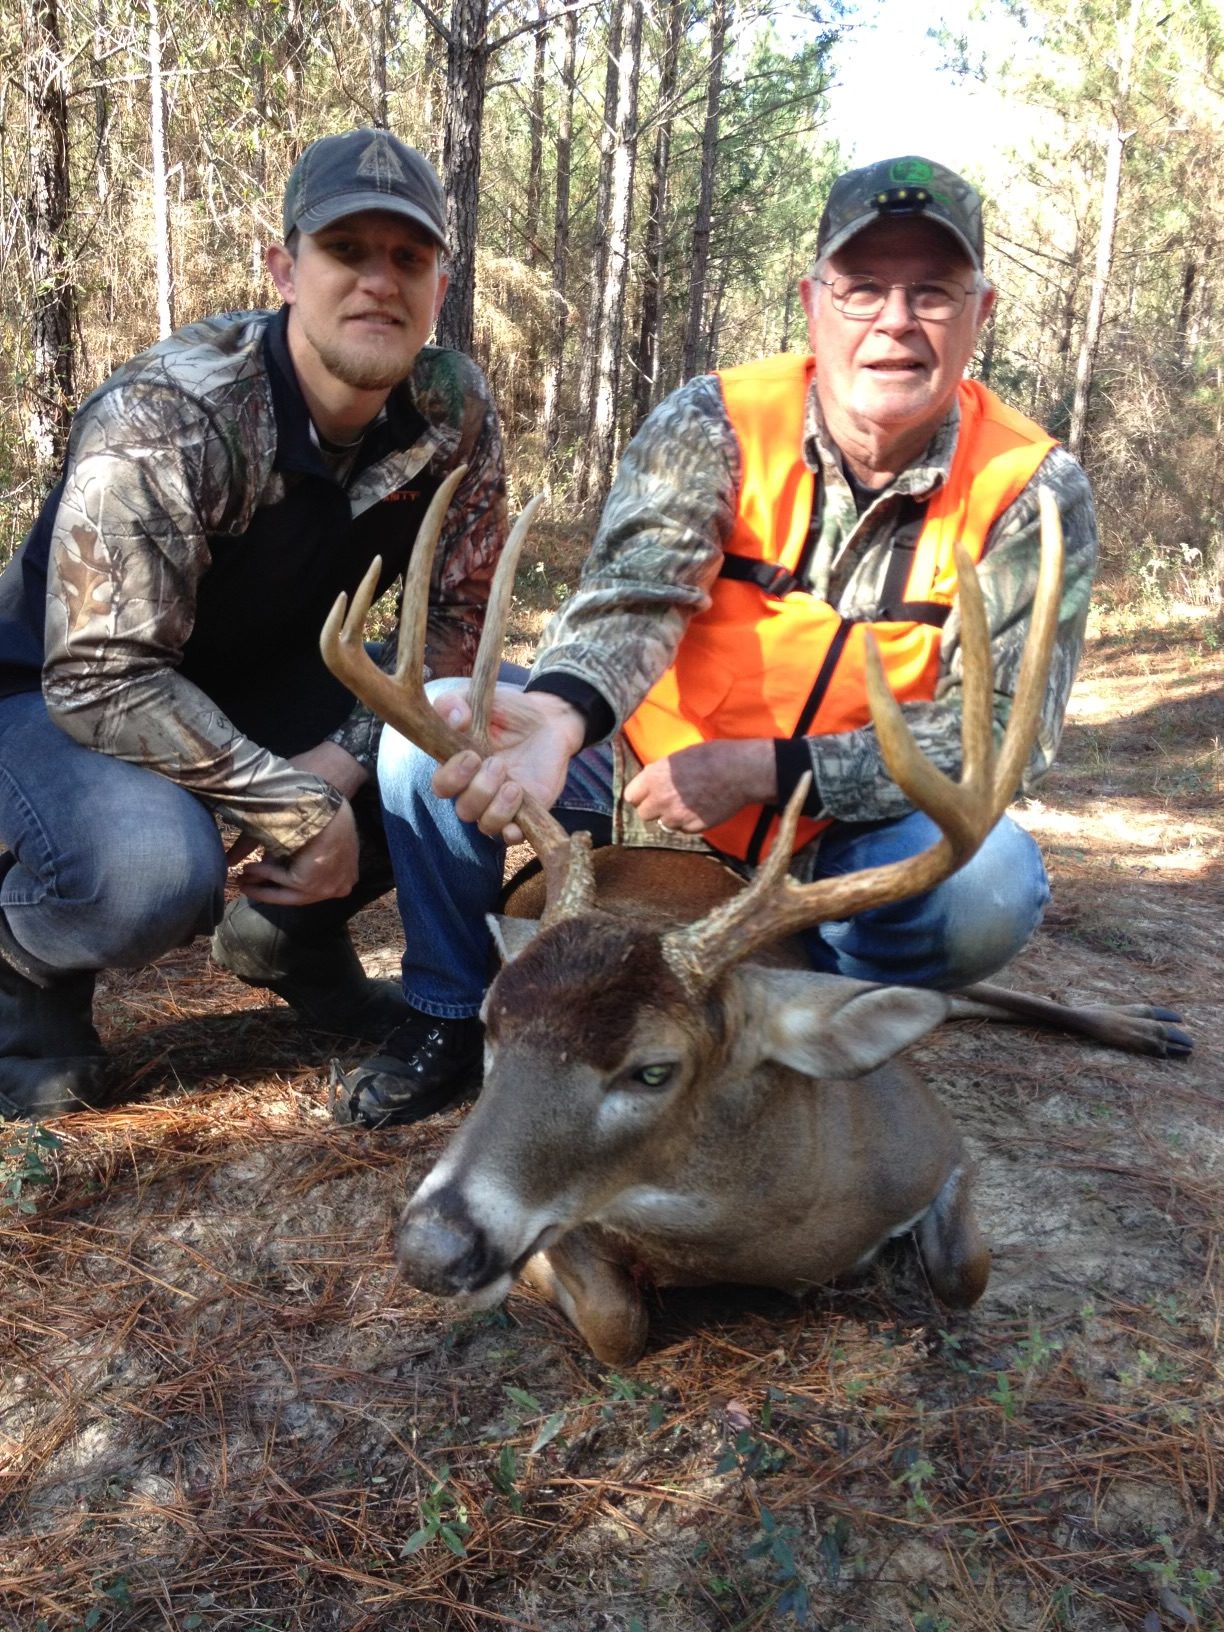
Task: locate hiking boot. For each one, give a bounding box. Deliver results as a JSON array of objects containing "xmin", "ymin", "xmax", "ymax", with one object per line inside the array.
[
  {"xmin": 0, "ymin": 961, "xmax": 112, "ymax": 1120},
  {"xmin": 329, "ymin": 1008, "xmax": 484, "ymax": 1128},
  {"xmin": 211, "ymin": 897, "xmax": 410, "ymax": 1043}
]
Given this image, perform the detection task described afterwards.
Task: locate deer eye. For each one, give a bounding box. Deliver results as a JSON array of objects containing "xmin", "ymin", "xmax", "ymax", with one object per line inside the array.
[{"xmin": 631, "ymin": 1063, "xmax": 675, "ymax": 1089}]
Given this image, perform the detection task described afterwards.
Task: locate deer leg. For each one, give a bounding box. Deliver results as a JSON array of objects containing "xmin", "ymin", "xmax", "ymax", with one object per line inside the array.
[
  {"xmin": 521, "ymin": 1228, "xmax": 650, "ymax": 1366},
  {"xmin": 915, "ymin": 1164, "xmax": 990, "ymax": 1309},
  {"xmin": 951, "ymin": 985, "xmax": 1192, "ymax": 1059}
]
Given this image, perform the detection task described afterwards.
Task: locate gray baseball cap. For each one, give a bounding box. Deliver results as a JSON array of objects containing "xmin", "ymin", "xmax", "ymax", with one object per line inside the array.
[
  {"xmin": 283, "ymin": 128, "xmax": 449, "ymax": 251},
  {"xmin": 816, "ymin": 156, "xmax": 984, "ymax": 269}
]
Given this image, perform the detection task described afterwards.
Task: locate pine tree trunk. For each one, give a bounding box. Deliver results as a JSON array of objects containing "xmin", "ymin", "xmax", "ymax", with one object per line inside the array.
[
  {"xmin": 93, "ymin": 0, "xmax": 111, "ymax": 205},
  {"xmin": 24, "ymin": 0, "xmax": 76, "ymax": 471},
  {"xmin": 436, "ymin": 0, "xmax": 490, "ymax": 355},
  {"xmin": 681, "ymin": 0, "xmax": 726, "ymax": 381},
  {"xmin": 587, "ymin": 0, "xmax": 643, "ymax": 505},
  {"xmin": 370, "ymin": 0, "xmax": 390, "ymax": 128},
  {"xmin": 542, "ymin": 6, "xmax": 577, "ymax": 458},
  {"xmin": 1175, "ymin": 257, "xmax": 1196, "ymax": 372},
  {"xmin": 249, "ymin": 5, "xmax": 270, "ymax": 296},
  {"xmin": 149, "ymin": 0, "xmax": 175, "ymax": 339},
  {"xmin": 1068, "ymin": 0, "xmax": 1140, "ymax": 459},
  {"xmin": 573, "ymin": 0, "xmax": 624, "ymax": 498},
  {"xmin": 631, "ymin": 0, "xmax": 685, "ymax": 430},
  {"xmin": 282, "ymin": 0, "xmax": 306, "ymax": 133},
  {"xmin": 92, "ymin": 0, "xmax": 117, "ymax": 375},
  {"xmin": 524, "ymin": 0, "xmax": 547, "ymax": 265}
]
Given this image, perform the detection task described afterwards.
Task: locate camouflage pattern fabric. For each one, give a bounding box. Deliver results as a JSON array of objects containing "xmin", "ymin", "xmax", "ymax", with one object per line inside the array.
[
  {"xmin": 40, "ymin": 310, "xmax": 505, "ymax": 856},
  {"xmin": 533, "ymin": 370, "xmax": 1097, "ymax": 854}
]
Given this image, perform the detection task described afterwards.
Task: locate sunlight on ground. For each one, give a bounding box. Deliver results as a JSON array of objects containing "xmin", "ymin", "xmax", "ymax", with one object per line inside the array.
[
  {"xmin": 1018, "ymin": 799, "xmax": 1221, "ymax": 874},
  {"xmin": 1066, "ymin": 664, "xmax": 1222, "ymax": 725}
]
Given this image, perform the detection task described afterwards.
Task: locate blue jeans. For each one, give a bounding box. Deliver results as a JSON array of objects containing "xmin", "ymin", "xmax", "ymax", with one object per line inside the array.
[
  {"xmin": 0, "ymin": 691, "xmax": 227, "ymax": 972},
  {"xmin": 378, "ymin": 688, "xmax": 1051, "ymax": 1018}
]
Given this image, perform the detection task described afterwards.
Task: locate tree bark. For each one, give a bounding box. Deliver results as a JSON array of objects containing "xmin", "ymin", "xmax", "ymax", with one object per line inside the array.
[
  {"xmin": 573, "ymin": 0, "xmax": 624, "ymax": 494},
  {"xmin": 370, "ymin": 0, "xmax": 391, "ymax": 128},
  {"xmin": 587, "ymin": 0, "xmax": 643, "ymax": 504},
  {"xmin": 24, "ymin": 0, "xmax": 76, "ymax": 469},
  {"xmin": 542, "ymin": 4, "xmax": 577, "ymax": 457},
  {"xmin": 149, "ymin": 0, "xmax": 174, "ymax": 339},
  {"xmin": 1175, "ymin": 256, "xmax": 1196, "ymax": 371},
  {"xmin": 524, "ymin": 0, "xmax": 547, "ymax": 265},
  {"xmin": 281, "ymin": 0, "xmax": 307, "ymax": 132},
  {"xmin": 681, "ymin": 0, "xmax": 727, "ymax": 382},
  {"xmin": 631, "ymin": 0, "xmax": 685, "ymax": 430},
  {"xmin": 1068, "ymin": 0, "xmax": 1140, "ymax": 459},
  {"xmin": 92, "ymin": 0, "xmax": 111, "ymax": 205},
  {"xmin": 435, "ymin": 0, "xmax": 490, "ymax": 354}
]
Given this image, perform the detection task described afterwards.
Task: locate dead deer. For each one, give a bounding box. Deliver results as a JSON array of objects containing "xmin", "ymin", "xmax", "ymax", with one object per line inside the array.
[{"xmin": 321, "ymin": 471, "xmax": 1191, "ymax": 1367}]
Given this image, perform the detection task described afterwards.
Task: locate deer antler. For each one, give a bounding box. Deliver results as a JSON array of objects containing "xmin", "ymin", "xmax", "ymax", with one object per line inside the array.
[
  {"xmin": 660, "ymin": 485, "xmax": 1066, "ymax": 993},
  {"xmin": 320, "ymin": 467, "xmax": 595, "ymax": 920}
]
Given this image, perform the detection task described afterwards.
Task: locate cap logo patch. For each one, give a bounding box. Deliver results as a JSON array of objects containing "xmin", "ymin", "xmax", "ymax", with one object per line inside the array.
[
  {"xmin": 356, "ymin": 132, "xmax": 408, "ymax": 187},
  {"xmin": 889, "ymin": 158, "xmax": 933, "ymax": 185}
]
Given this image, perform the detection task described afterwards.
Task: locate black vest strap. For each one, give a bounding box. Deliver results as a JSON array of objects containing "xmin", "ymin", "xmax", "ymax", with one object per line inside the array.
[
  {"xmin": 876, "ymin": 493, "xmax": 929, "ymax": 615},
  {"xmin": 717, "ymin": 553, "xmax": 800, "ymax": 598},
  {"xmin": 743, "ymin": 614, "xmax": 854, "ymax": 869},
  {"xmin": 881, "ymin": 600, "xmax": 951, "ymax": 628}
]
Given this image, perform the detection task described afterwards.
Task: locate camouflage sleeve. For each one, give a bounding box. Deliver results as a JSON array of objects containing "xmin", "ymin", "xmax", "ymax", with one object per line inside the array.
[
  {"xmin": 329, "ymin": 361, "xmax": 508, "ymax": 767},
  {"xmin": 530, "ymin": 375, "xmax": 740, "ymax": 719},
  {"xmin": 809, "ymin": 446, "xmax": 1098, "ymax": 822},
  {"xmin": 42, "ymin": 382, "xmax": 343, "ymax": 856}
]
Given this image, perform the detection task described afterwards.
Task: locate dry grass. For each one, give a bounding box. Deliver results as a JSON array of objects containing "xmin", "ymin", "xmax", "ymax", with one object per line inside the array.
[{"xmin": 1, "ymin": 607, "xmax": 1221, "ymax": 1632}]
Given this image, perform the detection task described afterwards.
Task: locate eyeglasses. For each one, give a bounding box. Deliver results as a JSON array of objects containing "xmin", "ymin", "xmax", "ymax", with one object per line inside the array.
[{"xmin": 818, "ymin": 274, "xmax": 980, "ymax": 322}]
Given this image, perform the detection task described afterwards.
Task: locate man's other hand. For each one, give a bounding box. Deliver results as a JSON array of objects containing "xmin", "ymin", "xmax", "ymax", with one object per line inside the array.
[
  {"xmin": 234, "ymin": 799, "xmax": 360, "ymax": 905},
  {"xmin": 228, "ymin": 742, "xmax": 367, "ymax": 903},
  {"xmin": 624, "ymin": 738, "xmax": 778, "ymax": 833},
  {"xmin": 429, "ymin": 684, "xmax": 587, "ymax": 844}
]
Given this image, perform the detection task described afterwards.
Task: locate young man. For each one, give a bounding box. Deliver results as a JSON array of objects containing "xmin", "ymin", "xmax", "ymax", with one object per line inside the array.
[
  {"xmin": 0, "ymin": 128, "xmax": 507, "ymax": 1119},
  {"xmin": 332, "ymin": 154, "xmax": 1099, "ymax": 1131}
]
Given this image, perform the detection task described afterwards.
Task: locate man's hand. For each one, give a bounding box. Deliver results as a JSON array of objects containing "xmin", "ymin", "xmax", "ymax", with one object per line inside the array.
[
  {"xmin": 430, "ymin": 684, "xmax": 588, "ymax": 844},
  {"xmin": 235, "ymin": 800, "xmax": 360, "ymax": 905},
  {"xmin": 227, "ymin": 741, "xmax": 367, "ymax": 904},
  {"xmin": 624, "ymin": 738, "xmax": 778, "ymax": 833}
]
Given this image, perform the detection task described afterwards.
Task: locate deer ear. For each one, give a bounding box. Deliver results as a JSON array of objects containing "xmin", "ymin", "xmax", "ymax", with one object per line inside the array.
[
  {"xmin": 738, "ymin": 968, "xmax": 950, "ymax": 1078},
  {"xmin": 487, "ymin": 914, "xmax": 542, "ymax": 964}
]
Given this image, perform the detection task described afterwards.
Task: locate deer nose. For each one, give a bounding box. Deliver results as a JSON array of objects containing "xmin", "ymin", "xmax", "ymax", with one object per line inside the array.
[{"xmin": 396, "ymin": 1204, "xmax": 500, "ymax": 1294}]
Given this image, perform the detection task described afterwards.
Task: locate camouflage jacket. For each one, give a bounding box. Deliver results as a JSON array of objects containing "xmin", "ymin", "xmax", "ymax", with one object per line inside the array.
[
  {"xmin": 533, "ymin": 369, "xmax": 1096, "ymax": 830},
  {"xmin": 0, "ymin": 308, "xmax": 506, "ymax": 856}
]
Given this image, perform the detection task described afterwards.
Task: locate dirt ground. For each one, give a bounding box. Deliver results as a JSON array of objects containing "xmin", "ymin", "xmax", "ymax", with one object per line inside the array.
[{"xmin": 1, "ymin": 606, "xmax": 1221, "ymax": 1632}]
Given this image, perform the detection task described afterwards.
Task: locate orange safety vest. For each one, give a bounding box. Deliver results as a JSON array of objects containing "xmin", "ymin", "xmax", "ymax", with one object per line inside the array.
[{"xmin": 622, "ymin": 354, "xmax": 1055, "ymax": 864}]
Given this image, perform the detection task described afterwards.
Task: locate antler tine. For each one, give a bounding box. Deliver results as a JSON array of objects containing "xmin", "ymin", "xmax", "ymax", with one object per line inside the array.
[
  {"xmin": 995, "ymin": 485, "xmax": 1064, "ymax": 797},
  {"xmin": 661, "ymin": 485, "xmax": 1064, "ymax": 993},
  {"xmin": 462, "ymin": 488, "xmax": 595, "ymax": 917},
  {"xmin": 321, "ymin": 466, "xmax": 472, "ymax": 767},
  {"xmin": 469, "ymin": 494, "xmax": 547, "ymax": 744},
  {"xmin": 319, "ymin": 471, "xmax": 594, "ymax": 918}
]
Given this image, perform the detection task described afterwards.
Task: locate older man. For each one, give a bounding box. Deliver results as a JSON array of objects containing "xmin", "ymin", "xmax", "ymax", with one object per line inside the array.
[
  {"xmin": 334, "ymin": 154, "xmax": 1097, "ymax": 1129},
  {"xmin": 0, "ymin": 128, "xmax": 506, "ymax": 1118}
]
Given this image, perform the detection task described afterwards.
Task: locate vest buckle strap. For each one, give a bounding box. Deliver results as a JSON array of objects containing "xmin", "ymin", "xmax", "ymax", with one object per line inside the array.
[
  {"xmin": 718, "ymin": 554, "xmax": 801, "ymax": 598},
  {"xmin": 876, "ymin": 599, "xmax": 952, "ymax": 629}
]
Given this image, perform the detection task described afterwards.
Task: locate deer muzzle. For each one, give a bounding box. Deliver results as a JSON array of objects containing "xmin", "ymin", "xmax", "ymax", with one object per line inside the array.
[
  {"xmin": 395, "ymin": 1196, "xmax": 504, "ymax": 1298},
  {"xmin": 395, "ymin": 1177, "xmax": 565, "ymax": 1304}
]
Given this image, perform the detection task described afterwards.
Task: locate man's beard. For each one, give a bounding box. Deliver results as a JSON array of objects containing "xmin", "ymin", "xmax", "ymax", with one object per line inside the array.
[{"xmin": 315, "ymin": 331, "xmax": 413, "ymax": 392}]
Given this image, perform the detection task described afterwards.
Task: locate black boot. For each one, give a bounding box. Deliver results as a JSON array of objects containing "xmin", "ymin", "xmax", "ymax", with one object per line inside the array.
[
  {"xmin": 211, "ymin": 896, "xmax": 410, "ymax": 1043},
  {"xmin": 329, "ymin": 1007, "xmax": 484, "ymax": 1128},
  {"xmin": 0, "ymin": 961, "xmax": 111, "ymax": 1120}
]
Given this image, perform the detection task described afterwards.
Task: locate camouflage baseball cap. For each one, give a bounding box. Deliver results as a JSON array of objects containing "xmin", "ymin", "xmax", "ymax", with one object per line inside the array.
[
  {"xmin": 283, "ymin": 128, "xmax": 449, "ymax": 251},
  {"xmin": 816, "ymin": 156, "xmax": 984, "ymax": 269}
]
